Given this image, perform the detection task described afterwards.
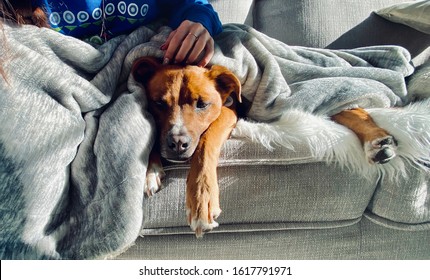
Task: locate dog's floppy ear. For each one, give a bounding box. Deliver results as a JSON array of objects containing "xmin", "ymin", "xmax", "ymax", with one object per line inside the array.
[
  {"xmin": 132, "ymin": 56, "xmax": 161, "ymax": 85},
  {"xmin": 207, "ymin": 65, "xmax": 242, "ymax": 104}
]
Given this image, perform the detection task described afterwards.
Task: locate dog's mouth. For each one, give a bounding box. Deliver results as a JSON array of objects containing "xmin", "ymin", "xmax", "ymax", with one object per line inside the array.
[
  {"xmin": 163, "ymin": 157, "xmax": 191, "ymax": 164},
  {"xmin": 161, "ymin": 152, "xmax": 193, "ymax": 164},
  {"xmin": 160, "ymin": 145, "xmax": 197, "ymax": 164}
]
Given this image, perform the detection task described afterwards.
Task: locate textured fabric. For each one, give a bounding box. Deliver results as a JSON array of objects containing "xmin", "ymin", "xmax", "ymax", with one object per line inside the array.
[
  {"xmin": 35, "ymin": 0, "xmax": 159, "ymax": 37},
  {"xmin": 360, "ymin": 214, "xmax": 430, "ymax": 259},
  {"xmin": 376, "ymin": 0, "xmax": 430, "ymax": 34},
  {"xmin": 0, "ymin": 19, "xmax": 428, "ymax": 259},
  {"xmin": 215, "ymin": 24, "xmax": 413, "ymax": 122},
  {"xmin": 125, "ymin": 223, "xmax": 363, "ymax": 260},
  {"xmin": 0, "ymin": 23, "xmax": 160, "ymax": 259},
  {"xmin": 34, "ymin": 0, "xmax": 223, "ymax": 38},
  {"xmin": 408, "ymin": 59, "xmax": 430, "ymax": 100},
  {"xmin": 233, "ymin": 101, "xmax": 430, "ymax": 181},
  {"xmin": 140, "ymin": 102, "xmax": 430, "ymax": 235},
  {"xmin": 118, "ymin": 216, "xmax": 430, "ymax": 259},
  {"xmin": 209, "ymin": 0, "xmax": 254, "ymax": 25},
  {"xmin": 364, "ymin": 212, "xmax": 430, "ymax": 231},
  {"xmin": 243, "ymin": 0, "xmax": 430, "ymax": 63},
  {"xmin": 327, "ymin": 13, "xmax": 430, "ymax": 62},
  {"xmin": 368, "ymin": 168, "xmax": 430, "ymax": 224},
  {"xmin": 141, "ymin": 139, "xmax": 376, "ymax": 233},
  {"xmin": 120, "ymin": 0, "xmax": 430, "ymax": 260},
  {"xmin": 254, "ymin": 0, "xmax": 410, "ymax": 48},
  {"xmin": 141, "ymin": 118, "xmax": 430, "ymax": 234}
]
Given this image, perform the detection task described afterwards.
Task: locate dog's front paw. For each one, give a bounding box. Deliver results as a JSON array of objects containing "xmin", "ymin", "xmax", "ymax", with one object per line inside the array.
[
  {"xmin": 365, "ymin": 135, "xmax": 397, "ymax": 164},
  {"xmin": 186, "ymin": 175, "xmax": 221, "ymax": 238},
  {"xmin": 144, "ymin": 162, "xmax": 165, "ymax": 197},
  {"xmin": 187, "ymin": 208, "xmax": 221, "ymax": 238}
]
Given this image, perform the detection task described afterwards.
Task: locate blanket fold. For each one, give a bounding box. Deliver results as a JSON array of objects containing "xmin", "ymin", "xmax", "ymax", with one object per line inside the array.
[
  {"xmin": 0, "ymin": 21, "xmax": 427, "ymax": 259},
  {"xmin": 213, "ymin": 24, "xmax": 413, "ymax": 120}
]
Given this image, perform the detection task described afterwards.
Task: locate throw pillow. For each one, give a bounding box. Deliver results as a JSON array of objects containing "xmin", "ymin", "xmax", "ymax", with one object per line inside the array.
[{"xmin": 376, "ymin": 0, "xmax": 430, "ymax": 34}]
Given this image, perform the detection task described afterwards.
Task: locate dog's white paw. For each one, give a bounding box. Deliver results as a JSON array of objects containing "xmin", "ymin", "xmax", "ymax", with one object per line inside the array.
[
  {"xmin": 187, "ymin": 207, "xmax": 221, "ymax": 238},
  {"xmin": 365, "ymin": 135, "xmax": 397, "ymax": 164},
  {"xmin": 144, "ymin": 163, "xmax": 165, "ymax": 197}
]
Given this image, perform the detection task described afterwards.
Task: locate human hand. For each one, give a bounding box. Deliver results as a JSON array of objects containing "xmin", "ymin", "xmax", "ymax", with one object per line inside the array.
[{"xmin": 160, "ymin": 20, "xmax": 214, "ymax": 67}]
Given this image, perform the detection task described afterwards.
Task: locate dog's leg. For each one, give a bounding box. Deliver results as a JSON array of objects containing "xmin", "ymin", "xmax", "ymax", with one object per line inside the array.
[
  {"xmin": 145, "ymin": 150, "xmax": 165, "ymax": 197},
  {"xmin": 186, "ymin": 106, "xmax": 237, "ymax": 237},
  {"xmin": 332, "ymin": 108, "xmax": 397, "ymax": 164}
]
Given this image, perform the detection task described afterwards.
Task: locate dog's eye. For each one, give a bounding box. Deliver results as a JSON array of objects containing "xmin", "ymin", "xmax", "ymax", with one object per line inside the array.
[
  {"xmin": 154, "ymin": 100, "xmax": 168, "ymax": 110},
  {"xmin": 196, "ymin": 99, "xmax": 210, "ymax": 110}
]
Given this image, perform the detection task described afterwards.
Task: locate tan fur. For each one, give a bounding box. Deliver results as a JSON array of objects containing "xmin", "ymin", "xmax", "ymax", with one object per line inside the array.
[
  {"xmin": 332, "ymin": 108, "xmax": 390, "ymax": 144},
  {"xmin": 132, "ymin": 57, "xmax": 241, "ymax": 237},
  {"xmin": 332, "ymin": 108, "xmax": 397, "ymax": 164},
  {"xmin": 133, "ymin": 56, "xmax": 397, "ymax": 236}
]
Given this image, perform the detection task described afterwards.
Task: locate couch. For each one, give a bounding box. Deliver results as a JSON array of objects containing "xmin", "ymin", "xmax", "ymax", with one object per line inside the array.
[
  {"xmin": 1, "ymin": 0, "xmax": 428, "ymax": 260},
  {"xmin": 116, "ymin": 0, "xmax": 430, "ymax": 260}
]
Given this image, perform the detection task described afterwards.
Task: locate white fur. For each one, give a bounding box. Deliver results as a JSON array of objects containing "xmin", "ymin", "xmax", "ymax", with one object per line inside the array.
[
  {"xmin": 190, "ymin": 218, "xmax": 219, "ymax": 238},
  {"xmin": 187, "ymin": 208, "xmax": 220, "ymax": 238},
  {"xmin": 368, "ymin": 99, "xmax": 430, "ymax": 176},
  {"xmin": 145, "ymin": 162, "xmax": 165, "ymax": 197},
  {"xmin": 232, "ymin": 100, "xmax": 430, "ymax": 180},
  {"xmin": 171, "ymin": 114, "xmax": 186, "ymax": 135}
]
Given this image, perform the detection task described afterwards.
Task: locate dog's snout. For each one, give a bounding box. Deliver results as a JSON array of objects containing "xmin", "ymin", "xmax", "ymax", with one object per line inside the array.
[{"xmin": 167, "ymin": 134, "xmax": 192, "ymax": 154}]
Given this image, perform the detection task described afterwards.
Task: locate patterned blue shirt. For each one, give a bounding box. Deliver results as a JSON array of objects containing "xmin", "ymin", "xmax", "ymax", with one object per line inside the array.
[{"xmin": 33, "ymin": 0, "xmax": 222, "ymax": 39}]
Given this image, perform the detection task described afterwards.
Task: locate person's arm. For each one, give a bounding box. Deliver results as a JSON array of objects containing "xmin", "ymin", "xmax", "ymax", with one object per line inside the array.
[{"xmin": 159, "ymin": 0, "xmax": 223, "ymax": 67}]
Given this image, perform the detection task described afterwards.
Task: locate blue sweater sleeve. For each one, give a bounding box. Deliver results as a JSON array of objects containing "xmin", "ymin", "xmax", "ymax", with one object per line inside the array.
[{"xmin": 159, "ymin": 0, "xmax": 223, "ymax": 36}]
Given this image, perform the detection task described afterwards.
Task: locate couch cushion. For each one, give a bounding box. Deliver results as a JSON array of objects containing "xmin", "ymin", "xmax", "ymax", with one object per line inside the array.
[
  {"xmin": 253, "ymin": 0, "xmax": 411, "ymax": 48},
  {"xmin": 121, "ymin": 215, "xmax": 430, "ymax": 259},
  {"xmin": 141, "ymin": 138, "xmax": 378, "ymax": 235},
  {"xmin": 209, "ymin": 0, "xmax": 254, "ymax": 25},
  {"xmin": 367, "ymin": 167, "xmax": 430, "ymax": 225}
]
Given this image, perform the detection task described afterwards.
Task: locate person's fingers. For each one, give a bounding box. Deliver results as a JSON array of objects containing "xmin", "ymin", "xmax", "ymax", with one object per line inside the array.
[
  {"xmin": 197, "ymin": 39, "xmax": 214, "ymax": 67},
  {"xmin": 186, "ymin": 36, "xmax": 207, "ymax": 64},
  {"xmin": 160, "ymin": 29, "xmax": 176, "ymax": 51},
  {"xmin": 170, "ymin": 21, "xmax": 204, "ymax": 64},
  {"xmin": 161, "ymin": 20, "xmax": 215, "ymax": 66},
  {"xmin": 186, "ymin": 31, "xmax": 214, "ymax": 66},
  {"xmin": 163, "ymin": 30, "xmax": 187, "ymax": 64},
  {"xmin": 174, "ymin": 32, "xmax": 201, "ymax": 63},
  {"xmin": 163, "ymin": 21, "xmax": 193, "ymax": 64}
]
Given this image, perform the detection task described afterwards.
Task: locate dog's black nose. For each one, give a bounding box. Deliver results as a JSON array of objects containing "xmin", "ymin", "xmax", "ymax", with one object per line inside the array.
[{"xmin": 167, "ymin": 134, "xmax": 191, "ymax": 154}]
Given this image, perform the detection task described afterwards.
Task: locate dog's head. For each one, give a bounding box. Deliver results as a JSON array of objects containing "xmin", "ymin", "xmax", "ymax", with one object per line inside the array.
[{"xmin": 132, "ymin": 57, "xmax": 241, "ymax": 162}]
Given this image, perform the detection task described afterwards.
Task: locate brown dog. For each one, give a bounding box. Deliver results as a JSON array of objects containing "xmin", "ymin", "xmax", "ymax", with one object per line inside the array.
[
  {"xmin": 4, "ymin": 3, "xmax": 397, "ymax": 236},
  {"xmin": 132, "ymin": 57, "xmax": 242, "ymax": 237},
  {"xmin": 4, "ymin": 1, "xmax": 396, "ymax": 167},
  {"xmin": 132, "ymin": 58, "xmax": 397, "ymax": 236}
]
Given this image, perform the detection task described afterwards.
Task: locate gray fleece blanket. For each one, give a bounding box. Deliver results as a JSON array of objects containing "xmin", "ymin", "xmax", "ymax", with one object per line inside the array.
[{"xmin": 0, "ymin": 22, "xmax": 418, "ymax": 259}]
